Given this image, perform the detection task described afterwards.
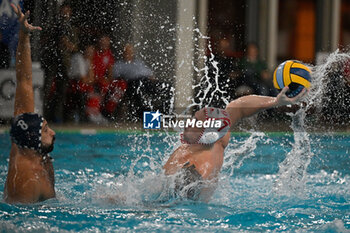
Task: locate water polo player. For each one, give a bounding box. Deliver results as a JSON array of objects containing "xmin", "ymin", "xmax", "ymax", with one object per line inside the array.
[
  {"xmin": 163, "ymin": 87, "xmax": 307, "ymax": 202},
  {"xmin": 4, "ymin": 4, "xmax": 56, "ymax": 203}
]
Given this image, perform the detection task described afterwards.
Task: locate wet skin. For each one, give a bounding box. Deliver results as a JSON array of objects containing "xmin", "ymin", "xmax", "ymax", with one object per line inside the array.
[
  {"xmin": 3, "ymin": 4, "xmax": 56, "ymax": 204},
  {"xmin": 4, "ymin": 121, "xmax": 56, "ymax": 203}
]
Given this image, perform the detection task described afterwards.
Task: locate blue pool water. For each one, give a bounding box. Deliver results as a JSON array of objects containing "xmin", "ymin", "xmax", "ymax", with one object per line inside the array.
[{"xmin": 0, "ymin": 131, "xmax": 349, "ymax": 232}]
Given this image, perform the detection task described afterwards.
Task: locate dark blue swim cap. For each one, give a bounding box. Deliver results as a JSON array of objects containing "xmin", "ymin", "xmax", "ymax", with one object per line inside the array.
[{"xmin": 10, "ymin": 113, "xmax": 44, "ymax": 153}]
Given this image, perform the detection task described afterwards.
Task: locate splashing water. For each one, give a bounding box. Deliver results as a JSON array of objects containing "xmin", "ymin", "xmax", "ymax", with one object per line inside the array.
[
  {"xmin": 274, "ymin": 50, "xmax": 350, "ymax": 195},
  {"xmin": 189, "ymin": 28, "xmax": 229, "ymax": 110},
  {"xmin": 274, "ymin": 108, "xmax": 313, "ymax": 195},
  {"xmin": 307, "ymin": 50, "xmax": 350, "ymax": 109},
  {"xmin": 222, "ymin": 132, "xmax": 268, "ymax": 177},
  {"xmin": 170, "ymin": 28, "xmax": 230, "ymax": 116}
]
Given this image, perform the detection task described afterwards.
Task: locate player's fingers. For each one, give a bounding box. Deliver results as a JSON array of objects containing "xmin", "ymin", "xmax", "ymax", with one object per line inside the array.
[
  {"xmin": 10, "ymin": 3, "xmax": 19, "ymax": 15},
  {"xmin": 34, "ymin": 26, "xmax": 42, "ymax": 31},
  {"xmin": 16, "ymin": 4, "xmax": 22, "ymax": 16},
  {"xmin": 29, "ymin": 25, "xmax": 42, "ymax": 31},
  {"xmin": 280, "ymin": 86, "xmax": 289, "ymax": 96},
  {"xmin": 23, "ymin": 11, "xmax": 30, "ymax": 21}
]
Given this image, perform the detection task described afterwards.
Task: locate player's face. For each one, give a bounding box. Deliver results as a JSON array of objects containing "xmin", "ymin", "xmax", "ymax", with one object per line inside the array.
[
  {"xmin": 183, "ymin": 109, "xmax": 206, "ymax": 144},
  {"xmin": 41, "ymin": 120, "xmax": 56, "ymax": 154}
]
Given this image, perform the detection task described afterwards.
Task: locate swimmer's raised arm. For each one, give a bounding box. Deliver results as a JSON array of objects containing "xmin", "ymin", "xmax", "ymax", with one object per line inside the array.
[
  {"xmin": 11, "ymin": 4, "xmax": 42, "ymax": 117},
  {"xmin": 225, "ymin": 87, "xmax": 307, "ymax": 125}
]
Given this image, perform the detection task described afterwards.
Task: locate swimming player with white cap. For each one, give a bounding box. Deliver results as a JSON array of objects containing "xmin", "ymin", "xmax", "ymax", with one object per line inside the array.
[
  {"xmin": 4, "ymin": 4, "xmax": 56, "ymax": 203},
  {"xmin": 163, "ymin": 87, "xmax": 307, "ymax": 202}
]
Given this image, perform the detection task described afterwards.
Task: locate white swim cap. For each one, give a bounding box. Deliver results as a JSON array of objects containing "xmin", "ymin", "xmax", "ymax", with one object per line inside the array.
[{"xmin": 181, "ymin": 107, "xmax": 231, "ymax": 145}]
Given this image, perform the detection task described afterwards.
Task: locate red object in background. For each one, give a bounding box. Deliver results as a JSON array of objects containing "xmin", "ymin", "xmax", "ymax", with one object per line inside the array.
[
  {"xmin": 103, "ymin": 79, "xmax": 128, "ymax": 115},
  {"xmin": 86, "ymin": 79, "xmax": 128, "ymax": 116},
  {"xmin": 78, "ymin": 81, "xmax": 94, "ymax": 93},
  {"xmin": 93, "ymin": 49, "xmax": 115, "ymax": 94},
  {"xmin": 93, "ymin": 49, "xmax": 115, "ymax": 80},
  {"xmin": 86, "ymin": 92, "xmax": 101, "ymax": 114}
]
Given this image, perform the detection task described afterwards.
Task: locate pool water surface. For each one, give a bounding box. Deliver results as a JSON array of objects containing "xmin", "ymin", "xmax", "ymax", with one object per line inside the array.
[{"xmin": 0, "ymin": 131, "xmax": 349, "ymax": 232}]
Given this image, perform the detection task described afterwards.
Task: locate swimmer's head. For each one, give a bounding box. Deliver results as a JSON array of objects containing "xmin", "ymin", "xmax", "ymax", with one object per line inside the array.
[
  {"xmin": 181, "ymin": 108, "xmax": 231, "ymax": 145},
  {"xmin": 10, "ymin": 113, "xmax": 56, "ymax": 155}
]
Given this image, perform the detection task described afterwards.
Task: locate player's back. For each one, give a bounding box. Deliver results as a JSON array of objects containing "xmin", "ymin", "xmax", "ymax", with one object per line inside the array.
[{"xmin": 4, "ymin": 144, "xmax": 55, "ymax": 203}]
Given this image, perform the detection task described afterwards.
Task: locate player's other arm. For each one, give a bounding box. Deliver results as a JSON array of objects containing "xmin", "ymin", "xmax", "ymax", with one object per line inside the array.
[{"xmin": 11, "ymin": 4, "xmax": 42, "ymax": 117}]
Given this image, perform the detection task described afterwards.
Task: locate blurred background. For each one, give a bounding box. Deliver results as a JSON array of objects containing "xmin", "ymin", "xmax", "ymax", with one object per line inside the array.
[{"xmin": 0, "ymin": 0, "xmax": 349, "ymax": 127}]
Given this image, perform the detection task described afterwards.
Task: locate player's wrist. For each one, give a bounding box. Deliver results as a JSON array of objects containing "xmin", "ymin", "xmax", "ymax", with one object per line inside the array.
[
  {"xmin": 19, "ymin": 29, "xmax": 31, "ymax": 38},
  {"xmin": 274, "ymin": 96, "xmax": 286, "ymax": 107}
]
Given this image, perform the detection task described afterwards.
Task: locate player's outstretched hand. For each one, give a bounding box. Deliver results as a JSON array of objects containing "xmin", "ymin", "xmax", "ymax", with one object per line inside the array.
[
  {"xmin": 276, "ymin": 87, "xmax": 308, "ymax": 107},
  {"xmin": 11, "ymin": 4, "xmax": 42, "ymax": 34}
]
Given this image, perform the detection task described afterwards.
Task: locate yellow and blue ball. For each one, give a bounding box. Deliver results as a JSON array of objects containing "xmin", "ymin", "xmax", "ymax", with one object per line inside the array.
[{"xmin": 273, "ymin": 60, "xmax": 311, "ymax": 97}]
